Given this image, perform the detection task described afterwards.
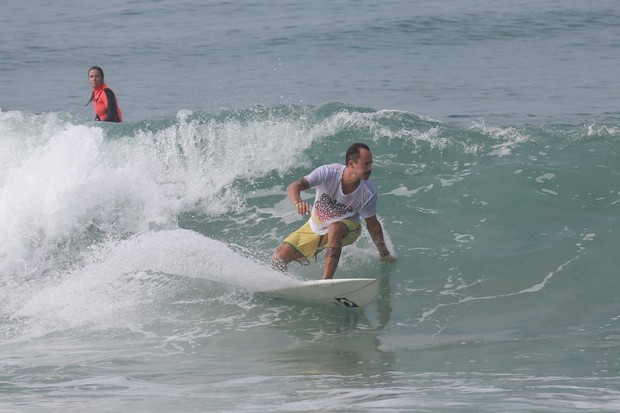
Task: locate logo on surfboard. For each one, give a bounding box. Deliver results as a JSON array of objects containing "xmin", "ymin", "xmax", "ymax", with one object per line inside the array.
[{"xmin": 334, "ymin": 297, "xmax": 359, "ymax": 308}]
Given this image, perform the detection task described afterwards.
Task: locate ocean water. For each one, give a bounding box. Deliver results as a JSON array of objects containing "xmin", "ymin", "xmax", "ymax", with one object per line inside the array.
[{"xmin": 1, "ymin": 1, "xmax": 620, "ymax": 412}]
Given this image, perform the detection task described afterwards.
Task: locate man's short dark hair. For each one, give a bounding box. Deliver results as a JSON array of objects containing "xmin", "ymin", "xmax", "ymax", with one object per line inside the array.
[{"xmin": 345, "ymin": 143, "xmax": 370, "ymax": 164}]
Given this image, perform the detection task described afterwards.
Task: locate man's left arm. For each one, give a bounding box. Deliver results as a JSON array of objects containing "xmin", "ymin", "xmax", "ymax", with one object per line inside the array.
[{"xmin": 365, "ymin": 215, "xmax": 397, "ymax": 262}]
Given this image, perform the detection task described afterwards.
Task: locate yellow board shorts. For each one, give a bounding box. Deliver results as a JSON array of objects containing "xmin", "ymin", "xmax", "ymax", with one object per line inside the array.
[{"xmin": 283, "ymin": 219, "xmax": 361, "ymax": 265}]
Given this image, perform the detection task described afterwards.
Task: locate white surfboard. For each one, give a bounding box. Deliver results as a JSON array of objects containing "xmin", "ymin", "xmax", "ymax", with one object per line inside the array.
[{"xmin": 259, "ymin": 278, "xmax": 378, "ymax": 308}]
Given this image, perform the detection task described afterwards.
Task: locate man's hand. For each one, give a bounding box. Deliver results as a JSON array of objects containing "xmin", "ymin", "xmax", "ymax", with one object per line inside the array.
[
  {"xmin": 294, "ymin": 201, "xmax": 309, "ymax": 216},
  {"xmin": 380, "ymin": 253, "xmax": 397, "ymax": 262},
  {"xmin": 366, "ymin": 215, "xmax": 396, "ymax": 261}
]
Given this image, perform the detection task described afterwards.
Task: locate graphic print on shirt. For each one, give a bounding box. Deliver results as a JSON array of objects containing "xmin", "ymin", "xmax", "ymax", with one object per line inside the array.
[{"xmin": 313, "ymin": 192, "xmax": 353, "ymax": 223}]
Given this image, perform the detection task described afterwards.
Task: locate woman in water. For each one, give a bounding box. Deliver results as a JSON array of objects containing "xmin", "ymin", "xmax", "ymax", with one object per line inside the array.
[{"xmin": 86, "ymin": 66, "xmax": 122, "ymax": 122}]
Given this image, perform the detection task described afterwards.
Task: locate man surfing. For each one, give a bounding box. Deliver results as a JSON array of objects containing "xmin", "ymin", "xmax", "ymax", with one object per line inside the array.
[{"xmin": 271, "ymin": 143, "xmax": 396, "ymax": 279}]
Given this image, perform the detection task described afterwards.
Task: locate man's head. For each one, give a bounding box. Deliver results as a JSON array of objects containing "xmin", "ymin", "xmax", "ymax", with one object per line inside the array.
[{"xmin": 346, "ymin": 143, "xmax": 373, "ymax": 180}]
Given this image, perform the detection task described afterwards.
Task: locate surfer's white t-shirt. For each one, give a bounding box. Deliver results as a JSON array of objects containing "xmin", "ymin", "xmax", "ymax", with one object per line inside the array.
[{"xmin": 304, "ymin": 163, "xmax": 378, "ymax": 235}]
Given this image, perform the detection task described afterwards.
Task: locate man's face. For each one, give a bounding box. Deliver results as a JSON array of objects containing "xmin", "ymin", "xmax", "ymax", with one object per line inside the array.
[{"xmin": 350, "ymin": 149, "xmax": 373, "ymax": 180}]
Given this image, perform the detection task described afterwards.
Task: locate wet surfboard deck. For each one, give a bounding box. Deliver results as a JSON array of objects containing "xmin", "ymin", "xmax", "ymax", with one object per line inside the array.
[{"xmin": 258, "ymin": 278, "xmax": 378, "ymax": 308}]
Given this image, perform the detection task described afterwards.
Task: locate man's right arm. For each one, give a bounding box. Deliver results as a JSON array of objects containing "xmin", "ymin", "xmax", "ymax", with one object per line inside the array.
[{"xmin": 287, "ymin": 177, "xmax": 310, "ymax": 216}]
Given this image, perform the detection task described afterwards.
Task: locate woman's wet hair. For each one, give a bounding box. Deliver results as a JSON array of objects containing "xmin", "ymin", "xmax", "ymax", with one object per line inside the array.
[{"xmin": 88, "ymin": 66, "xmax": 104, "ymax": 80}]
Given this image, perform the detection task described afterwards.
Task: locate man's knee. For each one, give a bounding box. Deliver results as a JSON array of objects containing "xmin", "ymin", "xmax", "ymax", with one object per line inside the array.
[
  {"xmin": 327, "ymin": 221, "xmax": 348, "ymax": 240},
  {"xmin": 271, "ymin": 243, "xmax": 298, "ymax": 272}
]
